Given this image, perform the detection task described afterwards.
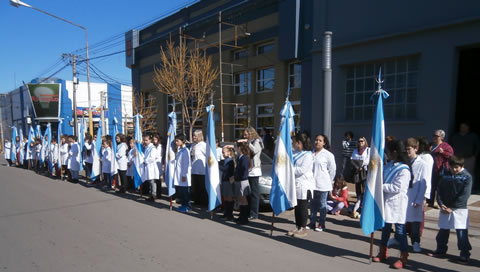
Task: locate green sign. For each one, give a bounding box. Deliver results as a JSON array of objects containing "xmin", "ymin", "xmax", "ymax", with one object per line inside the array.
[{"xmin": 27, "ymin": 83, "xmax": 61, "ymax": 118}]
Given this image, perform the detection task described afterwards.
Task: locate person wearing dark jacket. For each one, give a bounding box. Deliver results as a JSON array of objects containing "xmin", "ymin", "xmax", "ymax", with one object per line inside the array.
[
  {"xmin": 233, "ymin": 142, "xmax": 251, "ymax": 225},
  {"xmin": 428, "ymin": 155, "xmax": 472, "ymax": 264},
  {"xmin": 219, "ymin": 145, "xmax": 235, "ymax": 220}
]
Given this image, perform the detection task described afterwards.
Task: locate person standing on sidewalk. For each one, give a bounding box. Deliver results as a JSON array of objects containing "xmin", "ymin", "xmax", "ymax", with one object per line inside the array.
[
  {"xmin": 190, "ymin": 130, "xmax": 207, "ymax": 206},
  {"xmin": 173, "ymin": 134, "xmax": 191, "ymax": 212},
  {"xmin": 115, "ymin": 134, "xmax": 128, "ymax": 194},
  {"xmin": 428, "ymin": 155, "xmax": 472, "ymax": 264},
  {"xmin": 372, "ymin": 140, "xmax": 412, "ymax": 269},
  {"xmin": 429, "ymin": 129, "xmax": 454, "ymax": 208},
  {"xmin": 288, "ymin": 132, "xmax": 314, "ymax": 238},
  {"xmin": 4, "ymin": 139, "xmax": 12, "ymax": 166},
  {"xmin": 450, "ymin": 122, "xmax": 479, "ymax": 191},
  {"xmin": 68, "ymin": 135, "xmax": 81, "ymax": 184},
  {"xmin": 308, "ymin": 134, "xmax": 336, "ymax": 232},
  {"xmin": 142, "ymin": 134, "xmax": 158, "ymax": 202},
  {"xmin": 241, "ymin": 126, "xmax": 263, "ymax": 220}
]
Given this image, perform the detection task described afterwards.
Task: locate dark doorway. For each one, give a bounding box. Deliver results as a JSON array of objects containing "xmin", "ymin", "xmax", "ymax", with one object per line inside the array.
[{"xmin": 455, "ymin": 47, "xmax": 480, "ymax": 192}]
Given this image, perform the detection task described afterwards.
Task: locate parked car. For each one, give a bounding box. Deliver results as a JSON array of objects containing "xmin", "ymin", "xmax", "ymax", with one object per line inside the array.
[{"xmin": 258, "ymin": 151, "xmax": 273, "ymax": 206}]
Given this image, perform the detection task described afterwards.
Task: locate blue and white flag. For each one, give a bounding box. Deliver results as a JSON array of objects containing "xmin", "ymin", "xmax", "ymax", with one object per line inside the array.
[
  {"xmin": 270, "ymin": 101, "xmax": 296, "ymax": 216},
  {"xmin": 360, "ymin": 69, "xmax": 389, "ymax": 235},
  {"xmin": 165, "ymin": 111, "xmax": 177, "ymax": 197},
  {"xmin": 111, "ymin": 117, "xmax": 119, "ymax": 175},
  {"xmin": 18, "ymin": 128, "xmax": 24, "ymax": 165},
  {"xmin": 35, "ymin": 124, "xmax": 41, "ymax": 139},
  {"xmin": 11, "ymin": 126, "xmax": 17, "ymax": 163},
  {"xmin": 44, "ymin": 123, "xmax": 53, "ymax": 172},
  {"xmin": 57, "ymin": 120, "xmax": 62, "ymax": 169},
  {"xmin": 27, "ymin": 125, "xmax": 35, "ymax": 161},
  {"xmin": 90, "ymin": 123, "xmax": 103, "ymax": 181},
  {"xmin": 133, "ymin": 114, "xmax": 145, "ymax": 188},
  {"xmin": 205, "ymin": 105, "xmax": 221, "ymax": 211}
]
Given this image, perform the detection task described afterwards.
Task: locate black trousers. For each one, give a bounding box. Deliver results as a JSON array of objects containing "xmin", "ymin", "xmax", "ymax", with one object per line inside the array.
[
  {"xmin": 248, "ymin": 176, "xmax": 260, "ymax": 218},
  {"xmin": 6, "ymin": 159, "xmax": 12, "ymax": 166},
  {"xmin": 295, "ymin": 199, "xmax": 310, "ymax": 229},
  {"xmin": 191, "ymin": 174, "xmax": 207, "ymax": 205},
  {"xmin": 85, "ymin": 162, "xmax": 93, "ymax": 180},
  {"xmin": 117, "ymin": 170, "xmax": 127, "ymax": 190}
]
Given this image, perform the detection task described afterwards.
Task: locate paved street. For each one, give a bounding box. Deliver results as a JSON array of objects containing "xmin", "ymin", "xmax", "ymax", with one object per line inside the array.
[{"xmin": 0, "ymin": 161, "xmax": 478, "ymax": 272}]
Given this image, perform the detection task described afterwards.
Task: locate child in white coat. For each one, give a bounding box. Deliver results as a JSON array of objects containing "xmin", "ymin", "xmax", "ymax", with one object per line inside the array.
[
  {"xmin": 142, "ymin": 134, "xmax": 158, "ymax": 202},
  {"xmin": 101, "ymin": 138, "xmax": 113, "ymax": 189},
  {"xmin": 173, "ymin": 134, "xmax": 191, "ymax": 212}
]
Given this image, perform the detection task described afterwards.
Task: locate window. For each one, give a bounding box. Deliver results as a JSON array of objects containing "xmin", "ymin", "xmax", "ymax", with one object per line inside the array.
[
  {"xmin": 345, "ymin": 56, "xmax": 419, "ymax": 121},
  {"xmin": 234, "ymin": 105, "xmax": 250, "ymax": 139},
  {"xmin": 234, "ymin": 49, "xmax": 249, "ymax": 60},
  {"xmin": 256, "ymin": 104, "xmax": 274, "ymax": 132},
  {"xmin": 256, "ymin": 67, "xmax": 275, "ymax": 93},
  {"xmin": 289, "ymin": 63, "xmax": 302, "ymax": 89},
  {"xmin": 256, "ymin": 43, "xmax": 274, "ymax": 55},
  {"xmin": 234, "ymin": 72, "xmax": 251, "ymax": 95},
  {"xmin": 291, "ymin": 101, "xmax": 301, "ymax": 130}
]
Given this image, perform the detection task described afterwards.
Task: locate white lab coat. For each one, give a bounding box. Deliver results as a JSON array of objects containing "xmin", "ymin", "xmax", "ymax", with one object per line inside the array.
[
  {"xmin": 312, "ymin": 148, "xmax": 336, "ymax": 192},
  {"xmin": 155, "ymin": 144, "xmax": 163, "ymax": 178},
  {"xmin": 84, "ymin": 142, "xmax": 93, "ymax": 164},
  {"xmin": 68, "ymin": 142, "xmax": 81, "ymax": 171},
  {"xmin": 35, "ymin": 144, "xmax": 42, "ymax": 161},
  {"xmin": 174, "ymin": 146, "xmax": 191, "ymax": 187},
  {"xmin": 127, "ymin": 148, "xmax": 134, "ymax": 177},
  {"xmin": 293, "ymin": 151, "xmax": 315, "ymax": 200},
  {"xmin": 419, "ymin": 153, "xmax": 434, "ymax": 199},
  {"xmin": 406, "ymin": 156, "xmax": 428, "ymax": 222},
  {"xmin": 116, "ymin": 143, "xmax": 128, "ymax": 171},
  {"xmin": 101, "ymin": 147, "xmax": 112, "ymax": 174},
  {"xmin": 4, "ymin": 141, "xmax": 11, "ymax": 159},
  {"xmin": 383, "ymin": 162, "xmax": 411, "ymax": 224},
  {"xmin": 191, "ymin": 141, "xmax": 206, "ymax": 175},
  {"xmin": 49, "ymin": 143, "xmax": 59, "ymax": 165},
  {"xmin": 60, "ymin": 143, "xmax": 69, "ymax": 166},
  {"xmin": 142, "ymin": 143, "xmax": 158, "ymax": 181}
]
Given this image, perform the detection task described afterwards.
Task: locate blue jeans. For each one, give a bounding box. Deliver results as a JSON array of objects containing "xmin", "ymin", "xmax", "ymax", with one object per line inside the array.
[
  {"xmin": 436, "ymin": 229, "xmax": 471, "ymax": 258},
  {"xmin": 310, "ymin": 191, "xmax": 328, "ymax": 228},
  {"xmin": 176, "ymin": 186, "xmax": 191, "ymax": 208},
  {"xmin": 381, "ymin": 223, "xmax": 408, "ymax": 252}
]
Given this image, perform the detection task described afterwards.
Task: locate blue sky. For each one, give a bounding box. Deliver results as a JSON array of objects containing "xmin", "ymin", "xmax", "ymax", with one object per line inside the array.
[{"xmin": 0, "ymin": 0, "xmax": 198, "ymax": 93}]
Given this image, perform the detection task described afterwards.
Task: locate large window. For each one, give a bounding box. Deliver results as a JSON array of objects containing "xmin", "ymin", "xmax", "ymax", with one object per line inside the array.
[
  {"xmin": 256, "ymin": 104, "xmax": 274, "ymax": 132},
  {"xmin": 234, "ymin": 72, "xmax": 251, "ymax": 95},
  {"xmin": 291, "ymin": 101, "xmax": 301, "ymax": 130},
  {"xmin": 289, "ymin": 63, "xmax": 301, "ymax": 89},
  {"xmin": 256, "ymin": 42, "xmax": 274, "ymax": 55},
  {"xmin": 256, "ymin": 67, "xmax": 275, "ymax": 93},
  {"xmin": 234, "ymin": 49, "xmax": 249, "ymax": 60},
  {"xmin": 345, "ymin": 56, "xmax": 419, "ymax": 121},
  {"xmin": 234, "ymin": 105, "xmax": 250, "ymax": 139}
]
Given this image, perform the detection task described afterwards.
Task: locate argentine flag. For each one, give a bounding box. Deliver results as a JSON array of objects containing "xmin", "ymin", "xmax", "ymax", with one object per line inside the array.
[
  {"xmin": 27, "ymin": 125, "xmax": 35, "ymax": 162},
  {"xmin": 205, "ymin": 105, "xmax": 221, "ymax": 211},
  {"xmin": 18, "ymin": 129, "xmax": 24, "ymax": 165},
  {"xmin": 270, "ymin": 101, "xmax": 296, "ymax": 216},
  {"xmin": 11, "ymin": 126, "xmax": 17, "ymax": 163},
  {"xmin": 111, "ymin": 117, "xmax": 119, "ymax": 176},
  {"xmin": 90, "ymin": 123, "xmax": 103, "ymax": 180},
  {"xmin": 35, "ymin": 124, "xmax": 41, "ymax": 139},
  {"xmin": 360, "ymin": 69, "xmax": 389, "ymax": 235},
  {"xmin": 164, "ymin": 111, "xmax": 177, "ymax": 197},
  {"xmin": 44, "ymin": 123, "xmax": 53, "ymax": 172},
  {"xmin": 133, "ymin": 114, "xmax": 145, "ymax": 188},
  {"xmin": 57, "ymin": 120, "xmax": 62, "ymax": 169}
]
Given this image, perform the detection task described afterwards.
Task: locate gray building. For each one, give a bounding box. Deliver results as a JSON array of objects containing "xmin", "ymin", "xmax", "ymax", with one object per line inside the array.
[{"xmin": 127, "ymin": 0, "xmax": 480, "ymax": 163}]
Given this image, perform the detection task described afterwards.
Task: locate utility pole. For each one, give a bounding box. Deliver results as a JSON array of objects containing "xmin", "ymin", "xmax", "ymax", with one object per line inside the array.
[
  {"xmin": 323, "ymin": 31, "xmax": 332, "ymax": 140},
  {"xmin": 63, "ymin": 53, "xmax": 79, "ymax": 137}
]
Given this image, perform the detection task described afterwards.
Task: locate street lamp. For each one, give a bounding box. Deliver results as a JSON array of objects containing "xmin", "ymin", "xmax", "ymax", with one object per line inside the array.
[{"xmin": 10, "ymin": 0, "xmax": 94, "ymax": 137}]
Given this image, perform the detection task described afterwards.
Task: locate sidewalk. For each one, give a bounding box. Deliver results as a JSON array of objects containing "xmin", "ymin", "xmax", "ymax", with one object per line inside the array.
[{"xmin": 346, "ymin": 183, "xmax": 480, "ymax": 237}]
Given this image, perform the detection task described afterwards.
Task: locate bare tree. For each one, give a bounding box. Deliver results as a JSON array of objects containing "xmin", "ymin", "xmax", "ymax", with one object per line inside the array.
[
  {"xmin": 132, "ymin": 90, "xmax": 158, "ymax": 133},
  {"xmin": 153, "ymin": 37, "xmax": 218, "ymax": 141}
]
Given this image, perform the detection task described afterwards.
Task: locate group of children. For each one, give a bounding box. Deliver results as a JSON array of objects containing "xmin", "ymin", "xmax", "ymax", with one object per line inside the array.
[{"xmin": 3, "ymin": 128, "xmax": 474, "ymax": 268}]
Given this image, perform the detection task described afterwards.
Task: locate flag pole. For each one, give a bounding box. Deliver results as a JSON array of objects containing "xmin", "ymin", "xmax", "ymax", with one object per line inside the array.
[
  {"xmin": 369, "ymin": 233, "xmax": 374, "ymax": 264},
  {"xmin": 270, "ymin": 212, "xmax": 275, "ymax": 236}
]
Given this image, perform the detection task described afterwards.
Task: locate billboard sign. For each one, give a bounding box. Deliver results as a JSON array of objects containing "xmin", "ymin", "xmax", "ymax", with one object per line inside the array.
[
  {"xmin": 27, "ymin": 83, "xmax": 61, "ymax": 119},
  {"xmin": 75, "ymin": 107, "xmax": 105, "ymax": 118}
]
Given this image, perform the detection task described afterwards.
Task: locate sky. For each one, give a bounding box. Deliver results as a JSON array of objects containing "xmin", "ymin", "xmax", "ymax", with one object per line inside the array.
[{"xmin": 0, "ymin": 0, "xmax": 198, "ymax": 93}]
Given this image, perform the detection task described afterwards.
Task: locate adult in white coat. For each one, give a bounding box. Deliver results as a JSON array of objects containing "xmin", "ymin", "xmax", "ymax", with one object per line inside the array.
[
  {"xmin": 308, "ymin": 134, "xmax": 336, "ymax": 232},
  {"xmin": 288, "ymin": 132, "xmax": 315, "ymax": 238},
  {"xmin": 190, "ymin": 130, "xmax": 207, "ymax": 205},
  {"xmin": 115, "ymin": 134, "xmax": 129, "ymax": 193},
  {"xmin": 142, "ymin": 134, "xmax": 158, "ymax": 202},
  {"xmin": 68, "ymin": 135, "xmax": 81, "ymax": 183},
  {"xmin": 373, "ymin": 140, "xmax": 412, "ymax": 269},
  {"xmin": 173, "ymin": 134, "xmax": 191, "ymax": 212},
  {"xmin": 4, "ymin": 139, "xmax": 12, "ymax": 166},
  {"xmin": 126, "ymin": 138, "xmax": 135, "ymax": 191},
  {"xmin": 49, "ymin": 139, "xmax": 59, "ymax": 176}
]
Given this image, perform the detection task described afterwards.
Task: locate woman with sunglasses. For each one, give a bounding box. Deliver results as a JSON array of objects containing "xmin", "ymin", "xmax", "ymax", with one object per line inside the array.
[{"xmin": 350, "ymin": 136, "xmax": 370, "ymax": 218}]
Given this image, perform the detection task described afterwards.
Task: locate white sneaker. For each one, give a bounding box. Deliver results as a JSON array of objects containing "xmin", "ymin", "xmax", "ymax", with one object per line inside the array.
[
  {"xmin": 412, "ymin": 242, "xmax": 422, "ymax": 253},
  {"xmin": 387, "ymin": 237, "xmax": 399, "ymax": 247},
  {"xmin": 314, "ymin": 225, "xmax": 323, "ymax": 232}
]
